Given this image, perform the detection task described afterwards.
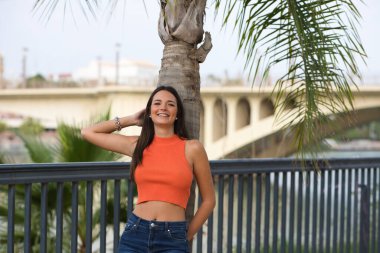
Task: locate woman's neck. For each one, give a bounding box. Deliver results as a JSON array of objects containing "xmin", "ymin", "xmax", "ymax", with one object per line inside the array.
[{"xmin": 154, "ymin": 127, "xmax": 175, "ymax": 138}]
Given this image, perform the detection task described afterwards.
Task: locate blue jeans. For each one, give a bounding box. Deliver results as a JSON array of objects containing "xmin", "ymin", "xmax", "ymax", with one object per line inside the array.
[{"xmin": 118, "ymin": 213, "xmax": 190, "ymax": 253}]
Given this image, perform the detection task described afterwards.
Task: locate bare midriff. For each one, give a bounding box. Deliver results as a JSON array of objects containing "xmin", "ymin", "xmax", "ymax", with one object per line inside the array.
[{"xmin": 133, "ymin": 201, "xmax": 186, "ymax": 221}]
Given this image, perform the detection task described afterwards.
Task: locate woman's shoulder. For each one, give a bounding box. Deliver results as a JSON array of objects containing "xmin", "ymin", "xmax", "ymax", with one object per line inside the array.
[
  {"xmin": 185, "ymin": 139, "xmax": 205, "ymax": 153},
  {"xmin": 185, "ymin": 139, "xmax": 209, "ymax": 170}
]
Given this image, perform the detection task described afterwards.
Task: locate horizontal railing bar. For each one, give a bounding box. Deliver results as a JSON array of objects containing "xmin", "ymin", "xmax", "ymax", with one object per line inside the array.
[
  {"xmin": 0, "ymin": 162, "xmax": 128, "ymax": 171},
  {"xmin": 210, "ymin": 158, "xmax": 380, "ymax": 174},
  {"xmin": 1, "ymin": 158, "xmax": 380, "ymax": 184},
  {"xmin": 0, "ymin": 162, "xmax": 130, "ymax": 184}
]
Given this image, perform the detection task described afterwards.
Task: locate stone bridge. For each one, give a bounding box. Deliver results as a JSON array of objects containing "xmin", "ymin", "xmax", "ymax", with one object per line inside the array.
[{"xmin": 1, "ymin": 85, "xmax": 380, "ymax": 159}]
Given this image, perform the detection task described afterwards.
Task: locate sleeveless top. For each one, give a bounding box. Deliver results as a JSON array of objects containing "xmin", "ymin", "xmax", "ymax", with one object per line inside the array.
[{"xmin": 134, "ymin": 134, "xmax": 193, "ymax": 209}]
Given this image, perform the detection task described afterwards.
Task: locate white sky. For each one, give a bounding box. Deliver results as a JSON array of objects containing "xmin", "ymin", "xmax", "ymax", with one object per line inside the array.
[{"xmin": 0, "ymin": 0, "xmax": 379, "ymax": 84}]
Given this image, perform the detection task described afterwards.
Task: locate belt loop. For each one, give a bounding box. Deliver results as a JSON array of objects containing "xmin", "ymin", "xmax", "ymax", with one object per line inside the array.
[
  {"xmin": 165, "ymin": 222, "xmax": 169, "ymax": 230},
  {"xmin": 135, "ymin": 217, "xmax": 141, "ymax": 227}
]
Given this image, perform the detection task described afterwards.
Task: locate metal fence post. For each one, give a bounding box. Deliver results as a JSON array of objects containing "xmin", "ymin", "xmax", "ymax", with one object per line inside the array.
[{"xmin": 359, "ymin": 184, "xmax": 370, "ymax": 253}]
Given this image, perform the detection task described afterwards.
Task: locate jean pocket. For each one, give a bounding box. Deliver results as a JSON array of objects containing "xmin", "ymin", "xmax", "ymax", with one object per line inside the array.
[
  {"xmin": 124, "ymin": 221, "xmax": 138, "ymax": 233},
  {"xmin": 166, "ymin": 229, "xmax": 187, "ymax": 241}
]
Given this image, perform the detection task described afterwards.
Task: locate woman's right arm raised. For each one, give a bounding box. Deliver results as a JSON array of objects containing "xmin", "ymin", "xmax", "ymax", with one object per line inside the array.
[{"xmin": 81, "ymin": 110, "xmax": 144, "ymax": 157}]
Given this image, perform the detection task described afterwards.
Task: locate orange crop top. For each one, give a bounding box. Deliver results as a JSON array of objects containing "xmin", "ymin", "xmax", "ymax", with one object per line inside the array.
[{"xmin": 134, "ymin": 134, "xmax": 193, "ymax": 209}]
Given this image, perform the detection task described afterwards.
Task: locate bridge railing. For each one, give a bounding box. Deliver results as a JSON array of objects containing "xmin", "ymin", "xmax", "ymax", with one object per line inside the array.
[{"xmin": 1, "ymin": 158, "xmax": 379, "ymax": 253}]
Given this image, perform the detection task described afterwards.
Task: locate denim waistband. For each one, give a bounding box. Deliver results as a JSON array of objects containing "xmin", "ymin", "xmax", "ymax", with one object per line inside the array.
[{"xmin": 129, "ymin": 212, "xmax": 188, "ymax": 231}]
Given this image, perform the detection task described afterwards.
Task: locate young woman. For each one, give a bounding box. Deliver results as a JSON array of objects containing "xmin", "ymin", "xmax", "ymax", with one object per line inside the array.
[{"xmin": 81, "ymin": 86, "xmax": 215, "ymax": 252}]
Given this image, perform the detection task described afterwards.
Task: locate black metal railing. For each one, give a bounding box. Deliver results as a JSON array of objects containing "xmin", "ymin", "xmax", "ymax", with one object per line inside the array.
[{"xmin": 1, "ymin": 158, "xmax": 379, "ymax": 253}]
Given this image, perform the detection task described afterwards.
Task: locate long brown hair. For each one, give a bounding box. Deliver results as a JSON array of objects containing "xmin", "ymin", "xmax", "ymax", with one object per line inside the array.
[{"xmin": 130, "ymin": 86, "xmax": 189, "ymax": 180}]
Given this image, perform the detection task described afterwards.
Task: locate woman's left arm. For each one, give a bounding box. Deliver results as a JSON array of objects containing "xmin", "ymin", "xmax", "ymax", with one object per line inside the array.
[{"xmin": 186, "ymin": 140, "xmax": 216, "ymax": 241}]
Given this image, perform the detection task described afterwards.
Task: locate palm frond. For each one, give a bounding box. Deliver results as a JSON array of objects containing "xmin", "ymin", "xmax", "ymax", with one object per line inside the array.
[
  {"xmin": 32, "ymin": 0, "xmax": 99, "ymax": 24},
  {"xmin": 56, "ymin": 109, "xmax": 120, "ymax": 162},
  {"xmin": 0, "ymin": 153, "xmax": 5, "ymax": 164},
  {"xmin": 17, "ymin": 133, "xmax": 54, "ymax": 163},
  {"xmin": 215, "ymin": 0, "xmax": 366, "ymax": 164}
]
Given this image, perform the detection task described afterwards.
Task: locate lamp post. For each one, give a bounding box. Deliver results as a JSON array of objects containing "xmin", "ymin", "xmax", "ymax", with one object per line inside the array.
[
  {"xmin": 22, "ymin": 47, "xmax": 28, "ymax": 88},
  {"xmin": 115, "ymin": 43, "xmax": 121, "ymax": 85},
  {"xmin": 97, "ymin": 56, "xmax": 102, "ymax": 86},
  {"xmin": 0, "ymin": 53, "xmax": 4, "ymax": 89}
]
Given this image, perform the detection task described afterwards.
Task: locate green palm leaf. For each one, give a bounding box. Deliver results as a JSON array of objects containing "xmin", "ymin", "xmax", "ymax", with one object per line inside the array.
[
  {"xmin": 1, "ymin": 110, "xmax": 123, "ymax": 252},
  {"xmin": 215, "ymin": 0, "xmax": 366, "ymax": 162},
  {"xmin": 0, "ymin": 153, "xmax": 5, "ymax": 164},
  {"xmin": 17, "ymin": 133, "xmax": 54, "ymax": 163},
  {"xmin": 56, "ymin": 110, "xmax": 120, "ymax": 162}
]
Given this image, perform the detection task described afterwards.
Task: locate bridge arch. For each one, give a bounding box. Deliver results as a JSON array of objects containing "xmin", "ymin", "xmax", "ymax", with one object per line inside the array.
[
  {"xmin": 259, "ymin": 98, "xmax": 275, "ymax": 119},
  {"xmin": 222, "ymin": 106, "xmax": 380, "ymax": 159},
  {"xmin": 236, "ymin": 97, "xmax": 251, "ymax": 130},
  {"xmin": 213, "ymin": 98, "xmax": 228, "ymax": 141}
]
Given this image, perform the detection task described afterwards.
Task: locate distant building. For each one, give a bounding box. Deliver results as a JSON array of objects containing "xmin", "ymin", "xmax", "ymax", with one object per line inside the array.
[
  {"xmin": 73, "ymin": 59, "xmax": 159, "ymax": 87},
  {"xmin": 58, "ymin": 73, "xmax": 72, "ymax": 82},
  {"xmin": 0, "ymin": 111, "xmax": 25, "ymax": 128}
]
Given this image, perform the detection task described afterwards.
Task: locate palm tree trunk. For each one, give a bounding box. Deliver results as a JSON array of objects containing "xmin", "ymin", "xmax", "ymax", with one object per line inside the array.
[
  {"xmin": 159, "ymin": 41, "xmax": 201, "ymax": 138},
  {"xmin": 157, "ymin": 0, "xmax": 211, "ymax": 248},
  {"xmin": 158, "ymin": 40, "xmax": 201, "ymax": 229}
]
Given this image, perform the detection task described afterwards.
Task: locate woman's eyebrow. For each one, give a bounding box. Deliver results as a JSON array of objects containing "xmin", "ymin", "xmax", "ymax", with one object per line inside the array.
[{"xmin": 153, "ymin": 99, "xmax": 177, "ymax": 104}]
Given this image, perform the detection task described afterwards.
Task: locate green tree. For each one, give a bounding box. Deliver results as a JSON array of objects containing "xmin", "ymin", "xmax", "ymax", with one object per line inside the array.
[
  {"xmin": 0, "ymin": 112, "xmax": 128, "ymax": 252},
  {"xmin": 0, "ymin": 121, "xmax": 7, "ymax": 133},
  {"xmin": 26, "ymin": 73, "xmax": 48, "ymax": 88},
  {"xmin": 0, "ymin": 121, "xmax": 9, "ymax": 165},
  {"xmin": 19, "ymin": 117, "xmax": 44, "ymax": 135},
  {"xmin": 0, "ymin": 153, "xmax": 5, "ymax": 164}
]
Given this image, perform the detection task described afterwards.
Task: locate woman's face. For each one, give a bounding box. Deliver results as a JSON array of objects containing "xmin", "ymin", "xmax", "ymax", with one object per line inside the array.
[{"xmin": 150, "ymin": 90, "xmax": 178, "ymax": 127}]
